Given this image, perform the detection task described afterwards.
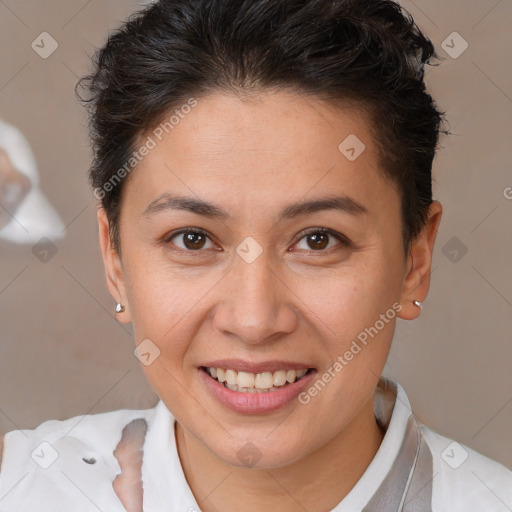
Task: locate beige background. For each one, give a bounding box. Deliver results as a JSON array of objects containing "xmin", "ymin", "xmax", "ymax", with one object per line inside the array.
[{"xmin": 0, "ymin": 0, "xmax": 511, "ymax": 469}]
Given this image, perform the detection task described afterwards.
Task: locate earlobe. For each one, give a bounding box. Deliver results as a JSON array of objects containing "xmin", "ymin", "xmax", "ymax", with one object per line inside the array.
[
  {"xmin": 97, "ymin": 207, "xmax": 132, "ymax": 323},
  {"xmin": 397, "ymin": 201, "xmax": 443, "ymax": 321}
]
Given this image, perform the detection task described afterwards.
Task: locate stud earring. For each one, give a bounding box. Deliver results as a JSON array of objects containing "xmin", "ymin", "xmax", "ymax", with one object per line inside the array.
[
  {"xmin": 413, "ymin": 300, "xmax": 422, "ymax": 309},
  {"xmin": 115, "ymin": 303, "xmax": 125, "ymax": 313}
]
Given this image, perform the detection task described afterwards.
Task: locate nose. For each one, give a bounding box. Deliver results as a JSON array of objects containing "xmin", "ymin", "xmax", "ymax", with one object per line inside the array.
[{"xmin": 212, "ymin": 246, "xmax": 298, "ymax": 345}]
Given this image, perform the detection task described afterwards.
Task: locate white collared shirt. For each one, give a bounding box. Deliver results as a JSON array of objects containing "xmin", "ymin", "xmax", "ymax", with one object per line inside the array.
[{"xmin": 0, "ymin": 377, "xmax": 511, "ymax": 511}]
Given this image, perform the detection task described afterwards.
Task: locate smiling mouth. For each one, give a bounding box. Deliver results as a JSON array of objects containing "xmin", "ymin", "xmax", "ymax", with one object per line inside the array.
[{"xmin": 200, "ymin": 366, "xmax": 314, "ymax": 393}]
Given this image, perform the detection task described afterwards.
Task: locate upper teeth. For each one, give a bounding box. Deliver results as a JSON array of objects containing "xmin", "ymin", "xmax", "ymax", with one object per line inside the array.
[{"xmin": 206, "ymin": 367, "xmax": 308, "ymax": 389}]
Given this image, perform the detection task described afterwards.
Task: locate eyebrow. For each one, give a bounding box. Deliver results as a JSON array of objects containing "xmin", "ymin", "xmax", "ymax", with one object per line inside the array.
[{"xmin": 142, "ymin": 193, "xmax": 368, "ymax": 221}]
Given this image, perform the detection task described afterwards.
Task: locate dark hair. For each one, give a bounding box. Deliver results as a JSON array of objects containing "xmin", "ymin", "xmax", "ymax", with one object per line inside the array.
[{"xmin": 77, "ymin": 0, "xmax": 448, "ymax": 257}]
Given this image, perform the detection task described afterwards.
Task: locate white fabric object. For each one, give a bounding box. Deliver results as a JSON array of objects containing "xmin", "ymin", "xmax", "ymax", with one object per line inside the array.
[
  {"xmin": 0, "ymin": 118, "xmax": 65, "ymax": 244},
  {"xmin": 0, "ymin": 377, "xmax": 510, "ymax": 511}
]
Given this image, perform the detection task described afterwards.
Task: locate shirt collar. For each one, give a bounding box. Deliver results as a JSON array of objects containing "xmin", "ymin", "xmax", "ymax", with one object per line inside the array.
[{"xmin": 333, "ymin": 376, "xmax": 433, "ymax": 511}]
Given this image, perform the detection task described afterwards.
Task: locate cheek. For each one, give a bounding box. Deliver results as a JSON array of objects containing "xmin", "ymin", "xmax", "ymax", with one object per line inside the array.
[
  {"xmin": 123, "ymin": 251, "xmax": 223, "ymax": 358},
  {"xmin": 124, "ymin": 260, "xmax": 204, "ymax": 402},
  {"xmin": 294, "ymin": 257, "xmax": 400, "ymax": 336},
  {"xmin": 293, "ymin": 260, "xmax": 401, "ymax": 397}
]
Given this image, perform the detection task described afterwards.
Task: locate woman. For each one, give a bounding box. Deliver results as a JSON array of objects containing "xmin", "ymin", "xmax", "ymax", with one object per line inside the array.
[{"xmin": 0, "ymin": 0, "xmax": 510, "ymax": 510}]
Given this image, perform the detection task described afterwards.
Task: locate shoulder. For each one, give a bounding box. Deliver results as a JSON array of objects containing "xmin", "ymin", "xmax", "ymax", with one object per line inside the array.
[
  {"xmin": 0, "ymin": 404, "xmax": 158, "ymax": 511},
  {"xmin": 420, "ymin": 423, "xmax": 512, "ymax": 511}
]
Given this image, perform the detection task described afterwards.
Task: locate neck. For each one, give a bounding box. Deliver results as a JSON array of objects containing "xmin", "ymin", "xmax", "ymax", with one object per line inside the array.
[{"xmin": 175, "ymin": 395, "xmax": 384, "ymax": 512}]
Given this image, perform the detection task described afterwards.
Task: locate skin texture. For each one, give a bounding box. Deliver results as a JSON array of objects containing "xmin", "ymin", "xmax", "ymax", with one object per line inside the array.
[{"xmin": 101, "ymin": 90, "xmax": 443, "ymax": 511}]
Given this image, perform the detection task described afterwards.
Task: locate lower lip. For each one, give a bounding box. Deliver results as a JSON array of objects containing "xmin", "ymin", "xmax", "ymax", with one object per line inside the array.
[{"xmin": 198, "ymin": 367, "xmax": 317, "ymax": 415}]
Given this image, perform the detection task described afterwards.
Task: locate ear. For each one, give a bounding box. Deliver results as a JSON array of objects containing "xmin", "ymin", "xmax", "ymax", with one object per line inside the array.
[
  {"xmin": 397, "ymin": 200, "xmax": 443, "ymax": 320},
  {"xmin": 97, "ymin": 207, "xmax": 132, "ymax": 324}
]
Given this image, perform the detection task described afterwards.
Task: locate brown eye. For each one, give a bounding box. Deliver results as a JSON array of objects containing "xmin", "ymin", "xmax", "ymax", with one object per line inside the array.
[
  {"xmin": 182, "ymin": 231, "xmax": 207, "ymax": 250},
  {"xmin": 167, "ymin": 229, "xmax": 215, "ymax": 251},
  {"xmin": 294, "ymin": 228, "xmax": 350, "ymax": 252},
  {"xmin": 306, "ymin": 232, "xmax": 329, "ymax": 250}
]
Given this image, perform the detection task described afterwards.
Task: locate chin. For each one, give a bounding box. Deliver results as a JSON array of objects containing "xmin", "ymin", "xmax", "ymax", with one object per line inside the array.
[{"xmin": 205, "ymin": 433, "xmax": 308, "ymax": 470}]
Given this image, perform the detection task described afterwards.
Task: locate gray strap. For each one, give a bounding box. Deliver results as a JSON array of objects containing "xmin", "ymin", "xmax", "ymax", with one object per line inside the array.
[
  {"xmin": 402, "ymin": 423, "xmax": 434, "ymax": 511},
  {"xmin": 362, "ymin": 415, "xmax": 433, "ymax": 512}
]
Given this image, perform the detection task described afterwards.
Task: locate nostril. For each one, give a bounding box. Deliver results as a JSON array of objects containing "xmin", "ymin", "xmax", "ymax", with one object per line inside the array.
[{"xmin": 82, "ymin": 456, "xmax": 97, "ymax": 464}]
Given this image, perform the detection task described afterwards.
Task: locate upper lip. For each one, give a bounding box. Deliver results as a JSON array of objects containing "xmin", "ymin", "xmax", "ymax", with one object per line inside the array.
[{"xmin": 201, "ymin": 359, "xmax": 315, "ymax": 374}]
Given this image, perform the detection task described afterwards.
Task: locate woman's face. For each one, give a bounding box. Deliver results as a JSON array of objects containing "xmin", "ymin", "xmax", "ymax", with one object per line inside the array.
[{"xmin": 99, "ymin": 90, "xmax": 434, "ymax": 468}]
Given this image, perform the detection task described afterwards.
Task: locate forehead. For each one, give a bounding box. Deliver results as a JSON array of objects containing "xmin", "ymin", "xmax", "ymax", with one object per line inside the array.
[
  {"xmin": 146, "ymin": 91, "xmax": 374, "ymax": 162},
  {"xmin": 123, "ymin": 90, "xmax": 398, "ymax": 222}
]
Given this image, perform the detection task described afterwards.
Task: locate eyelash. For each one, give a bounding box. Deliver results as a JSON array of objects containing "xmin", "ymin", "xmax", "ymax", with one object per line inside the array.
[{"xmin": 163, "ymin": 227, "xmax": 352, "ymax": 254}]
